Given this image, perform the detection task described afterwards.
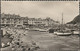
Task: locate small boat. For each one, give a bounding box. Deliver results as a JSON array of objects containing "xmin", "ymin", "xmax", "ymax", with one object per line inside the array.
[
  {"xmin": 29, "ymin": 28, "xmax": 39, "ymax": 31},
  {"xmin": 56, "ymin": 32, "xmax": 71, "ymax": 36},
  {"xmin": 73, "ymin": 31, "xmax": 79, "ymax": 35},
  {"xmin": 55, "ymin": 13, "xmax": 72, "ymax": 36},
  {"xmin": 39, "ymin": 29, "xmax": 48, "ymax": 32},
  {"xmin": 25, "ymin": 28, "xmax": 30, "ymax": 30}
]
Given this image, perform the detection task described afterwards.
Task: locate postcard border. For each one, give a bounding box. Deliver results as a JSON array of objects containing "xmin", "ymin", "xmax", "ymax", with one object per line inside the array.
[{"xmin": 0, "ymin": 0, "xmax": 80, "ymax": 51}]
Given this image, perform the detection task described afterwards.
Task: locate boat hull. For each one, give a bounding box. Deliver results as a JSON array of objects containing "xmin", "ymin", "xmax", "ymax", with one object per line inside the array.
[
  {"xmin": 73, "ymin": 31, "xmax": 79, "ymax": 35},
  {"xmin": 56, "ymin": 32, "xmax": 71, "ymax": 36}
]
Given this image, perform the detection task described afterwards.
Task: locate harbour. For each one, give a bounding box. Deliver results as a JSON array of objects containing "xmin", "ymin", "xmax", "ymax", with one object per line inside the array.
[{"xmin": 1, "ymin": 27, "xmax": 79, "ymax": 51}]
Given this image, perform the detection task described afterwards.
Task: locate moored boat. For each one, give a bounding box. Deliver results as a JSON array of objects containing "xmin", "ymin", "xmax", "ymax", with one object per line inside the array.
[
  {"xmin": 25, "ymin": 28, "xmax": 30, "ymax": 30},
  {"xmin": 39, "ymin": 29, "xmax": 48, "ymax": 32},
  {"xmin": 29, "ymin": 28, "xmax": 39, "ymax": 31},
  {"xmin": 55, "ymin": 13, "xmax": 72, "ymax": 36},
  {"xmin": 56, "ymin": 32, "xmax": 71, "ymax": 36},
  {"xmin": 73, "ymin": 31, "xmax": 79, "ymax": 35}
]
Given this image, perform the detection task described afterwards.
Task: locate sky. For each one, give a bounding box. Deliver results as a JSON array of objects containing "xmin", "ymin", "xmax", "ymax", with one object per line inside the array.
[{"xmin": 1, "ymin": 1, "xmax": 79, "ymax": 23}]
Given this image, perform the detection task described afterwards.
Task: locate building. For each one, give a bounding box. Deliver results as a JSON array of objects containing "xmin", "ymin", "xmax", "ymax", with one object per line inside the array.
[
  {"xmin": 1, "ymin": 13, "xmax": 59, "ymax": 28},
  {"xmin": 23, "ymin": 17, "xmax": 28, "ymax": 25},
  {"xmin": 28, "ymin": 18, "xmax": 45, "ymax": 27},
  {"xmin": 1, "ymin": 13, "xmax": 24, "ymax": 27},
  {"xmin": 43, "ymin": 17, "xmax": 59, "ymax": 27},
  {"xmin": 28, "ymin": 17, "xmax": 59, "ymax": 28}
]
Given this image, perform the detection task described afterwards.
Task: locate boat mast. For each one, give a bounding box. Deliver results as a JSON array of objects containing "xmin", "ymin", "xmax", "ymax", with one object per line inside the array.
[
  {"xmin": 61, "ymin": 13, "xmax": 64, "ymax": 31},
  {"xmin": 62, "ymin": 13, "xmax": 63, "ymax": 25}
]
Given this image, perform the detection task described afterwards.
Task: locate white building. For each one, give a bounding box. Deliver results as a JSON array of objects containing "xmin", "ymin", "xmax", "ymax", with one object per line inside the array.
[{"xmin": 1, "ymin": 13, "xmax": 24, "ymax": 27}]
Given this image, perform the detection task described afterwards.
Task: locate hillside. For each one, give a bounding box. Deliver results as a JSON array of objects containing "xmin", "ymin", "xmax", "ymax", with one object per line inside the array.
[{"xmin": 67, "ymin": 15, "xmax": 80, "ymax": 24}]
